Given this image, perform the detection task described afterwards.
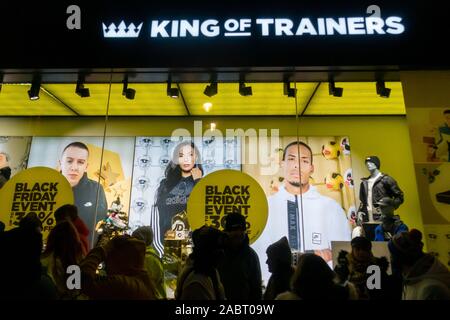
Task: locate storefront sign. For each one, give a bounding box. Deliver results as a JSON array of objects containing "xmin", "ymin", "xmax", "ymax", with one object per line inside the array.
[
  {"xmin": 102, "ymin": 16, "xmax": 404, "ymax": 39},
  {"xmin": 0, "ymin": 1, "xmax": 447, "ymax": 69}
]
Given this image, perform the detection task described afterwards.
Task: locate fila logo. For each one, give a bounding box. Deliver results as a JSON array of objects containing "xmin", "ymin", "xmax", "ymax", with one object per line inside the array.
[
  {"xmin": 312, "ymin": 232, "xmax": 322, "ymax": 245},
  {"xmin": 102, "ymin": 21, "xmax": 143, "ymax": 38}
]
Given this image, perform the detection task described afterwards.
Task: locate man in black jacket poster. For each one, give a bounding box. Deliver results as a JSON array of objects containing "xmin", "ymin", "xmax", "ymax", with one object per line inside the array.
[{"xmin": 59, "ymin": 142, "xmax": 108, "ymax": 248}]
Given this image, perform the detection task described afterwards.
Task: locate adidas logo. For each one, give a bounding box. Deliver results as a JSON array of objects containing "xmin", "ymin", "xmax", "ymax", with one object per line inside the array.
[{"xmin": 102, "ymin": 21, "xmax": 143, "ymax": 38}]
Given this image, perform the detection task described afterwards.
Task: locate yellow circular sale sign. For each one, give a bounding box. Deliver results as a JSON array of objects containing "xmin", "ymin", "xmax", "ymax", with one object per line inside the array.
[
  {"xmin": 0, "ymin": 167, "xmax": 74, "ymax": 240},
  {"xmin": 187, "ymin": 169, "xmax": 268, "ymax": 244}
]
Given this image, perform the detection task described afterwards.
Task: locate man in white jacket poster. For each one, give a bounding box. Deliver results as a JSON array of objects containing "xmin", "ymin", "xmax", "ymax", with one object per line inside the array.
[{"xmin": 253, "ymin": 140, "xmax": 352, "ymax": 285}]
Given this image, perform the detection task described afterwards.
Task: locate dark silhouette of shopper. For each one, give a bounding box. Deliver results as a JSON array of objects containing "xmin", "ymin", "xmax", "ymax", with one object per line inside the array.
[
  {"xmin": 18, "ymin": 211, "xmax": 43, "ymax": 233},
  {"xmin": 277, "ymin": 253, "xmax": 355, "ymax": 300},
  {"xmin": 41, "ymin": 220, "xmax": 85, "ymax": 299},
  {"xmin": 388, "ymin": 229, "xmax": 450, "ymax": 300},
  {"xmin": 263, "ymin": 236, "xmax": 294, "ymax": 300},
  {"xmin": 132, "ymin": 226, "xmax": 166, "ymax": 299},
  {"xmin": 334, "ymin": 236, "xmax": 396, "ymax": 300},
  {"xmin": 79, "ymin": 235, "xmax": 156, "ymax": 300},
  {"xmin": 54, "ymin": 204, "xmax": 90, "ymax": 255},
  {"xmin": 218, "ymin": 212, "xmax": 262, "ymax": 300},
  {"xmin": 0, "ymin": 213, "xmax": 57, "ymax": 299},
  {"xmin": 176, "ymin": 225, "xmax": 226, "ymax": 300}
]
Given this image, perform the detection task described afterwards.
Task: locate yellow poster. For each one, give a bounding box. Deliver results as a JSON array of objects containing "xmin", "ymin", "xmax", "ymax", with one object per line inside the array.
[
  {"xmin": 0, "ymin": 167, "xmax": 73, "ymax": 239},
  {"xmin": 187, "ymin": 169, "xmax": 268, "ymax": 244}
]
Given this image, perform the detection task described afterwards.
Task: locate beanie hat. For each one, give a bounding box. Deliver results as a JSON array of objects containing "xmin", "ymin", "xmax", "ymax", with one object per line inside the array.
[
  {"xmin": 365, "ymin": 156, "xmax": 381, "ymax": 169},
  {"xmin": 351, "ymin": 236, "xmax": 372, "ymax": 251},
  {"xmin": 267, "ymin": 236, "xmax": 292, "ymax": 266},
  {"xmin": 106, "ymin": 235, "xmax": 146, "ymax": 273},
  {"xmin": 132, "ymin": 226, "xmax": 154, "ymax": 246},
  {"xmin": 388, "ymin": 229, "xmax": 424, "ymax": 262},
  {"xmin": 224, "ymin": 212, "xmax": 247, "ymax": 231}
]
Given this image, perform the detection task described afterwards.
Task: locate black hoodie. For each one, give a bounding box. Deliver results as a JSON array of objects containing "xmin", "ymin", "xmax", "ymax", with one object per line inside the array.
[
  {"xmin": 72, "ymin": 173, "xmax": 108, "ymax": 248},
  {"xmin": 0, "ymin": 166, "xmax": 11, "ymax": 189},
  {"xmin": 218, "ymin": 235, "xmax": 263, "ymax": 300}
]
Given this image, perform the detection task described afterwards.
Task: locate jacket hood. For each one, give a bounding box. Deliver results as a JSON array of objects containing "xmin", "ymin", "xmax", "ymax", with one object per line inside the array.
[
  {"xmin": 404, "ymin": 254, "xmax": 450, "ymax": 287},
  {"xmin": 0, "ymin": 166, "xmax": 11, "ymax": 179},
  {"xmin": 267, "ymin": 236, "xmax": 292, "ymax": 266}
]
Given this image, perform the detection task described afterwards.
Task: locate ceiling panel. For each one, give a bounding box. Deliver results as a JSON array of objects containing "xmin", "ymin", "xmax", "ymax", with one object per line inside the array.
[
  {"xmin": 181, "ymin": 83, "xmax": 317, "ymax": 116},
  {"xmin": 0, "ymin": 82, "xmax": 406, "ymax": 116},
  {"xmin": 0, "ymin": 84, "xmax": 76, "ymax": 116},
  {"xmin": 43, "ymin": 84, "xmax": 188, "ymax": 116},
  {"xmin": 108, "ymin": 84, "xmax": 188, "ymax": 116},
  {"xmin": 304, "ymin": 82, "xmax": 405, "ymax": 115},
  {"xmin": 43, "ymin": 84, "xmax": 110, "ymax": 116}
]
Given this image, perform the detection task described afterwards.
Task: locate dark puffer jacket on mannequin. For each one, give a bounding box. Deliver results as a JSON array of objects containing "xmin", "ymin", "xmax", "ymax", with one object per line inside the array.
[{"xmin": 359, "ymin": 174, "xmax": 404, "ymax": 220}]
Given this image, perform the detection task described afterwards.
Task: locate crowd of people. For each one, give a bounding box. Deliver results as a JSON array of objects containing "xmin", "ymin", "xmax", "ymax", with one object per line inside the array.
[{"xmin": 0, "ymin": 207, "xmax": 449, "ymax": 301}]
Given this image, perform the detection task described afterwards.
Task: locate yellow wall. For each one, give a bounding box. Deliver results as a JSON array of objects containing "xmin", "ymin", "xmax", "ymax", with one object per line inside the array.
[
  {"xmin": 401, "ymin": 71, "xmax": 450, "ymax": 264},
  {"xmin": 0, "ymin": 115, "xmax": 425, "ymax": 235}
]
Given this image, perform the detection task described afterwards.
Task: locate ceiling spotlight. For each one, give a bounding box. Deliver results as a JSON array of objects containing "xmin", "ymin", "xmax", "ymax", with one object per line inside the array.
[
  {"xmin": 75, "ymin": 75, "xmax": 90, "ymax": 98},
  {"xmin": 203, "ymin": 102, "xmax": 213, "ymax": 112},
  {"xmin": 204, "ymin": 81, "xmax": 218, "ymax": 97},
  {"xmin": 28, "ymin": 76, "xmax": 41, "ymax": 100},
  {"xmin": 376, "ymin": 81, "xmax": 391, "ymax": 98},
  {"xmin": 122, "ymin": 76, "xmax": 136, "ymax": 100},
  {"xmin": 239, "ymin": 81, "xmax": 252, "ymax": 96},
  {"xmin": 167, "ymin": 81, "xmax": 179, "ymax": 98},
  {"xmin": 284, "ymin": 81, "xmax": 297, "ymax": 98},
  {"xmin": 329, "ymin": 81, "xmax": 343, "ymax": 97}
]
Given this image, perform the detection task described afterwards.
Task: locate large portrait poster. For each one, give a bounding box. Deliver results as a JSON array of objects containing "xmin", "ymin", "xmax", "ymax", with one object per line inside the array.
[
  {"xmin": 130, "ymin": 136, "xmax": 241, "ymax": 251},
  {"xmin": 27, "ymin": 137, "xmax": 135, "ymax": 247},
  {"xmin": 407, "ymin": 108, "xmax": 450, "ymax": 163},
  {"xmin": 245, "ymin": 136, "xmax": 355, "ymax": 284},
  {"xmin": 407, "ymin": 107, "xmax": 450, "ymax": 266},
  {"xmin": 129, "ymin": 136, "xmax": 241, "ymax": 298},
  {"xmin": 0, "ymin": 136, "xmax": 32, "ymax": 183}
]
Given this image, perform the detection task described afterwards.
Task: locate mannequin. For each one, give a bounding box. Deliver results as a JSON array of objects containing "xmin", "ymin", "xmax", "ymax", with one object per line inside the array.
[
  {"xmin": 358, "ymin": 156, "xmax": 404, "ymax": 224},
  {"xmin": 374, "ymin": 197, "xmax": 408, "ymax": 241}
]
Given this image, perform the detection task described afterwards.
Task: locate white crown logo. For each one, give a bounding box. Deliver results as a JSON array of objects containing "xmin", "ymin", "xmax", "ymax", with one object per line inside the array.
[{"xmin": 102, "ymin": 21, "xmax": 143, "ymax": 38}]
